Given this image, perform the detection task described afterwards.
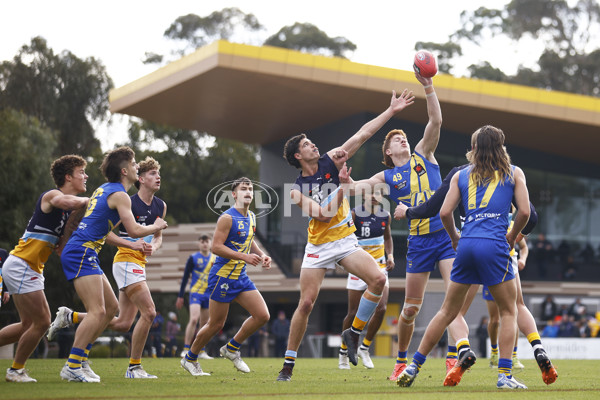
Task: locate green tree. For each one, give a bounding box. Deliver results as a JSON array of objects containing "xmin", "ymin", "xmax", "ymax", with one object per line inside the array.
[
  {"xmin": 125, "ymin": 120, "xmax": 259, "ymax": 223},
  {"xmin": 0, "ymin": 109, "xmax": 57, "ymax": 249},
  {"xmin": 144, "ymin": 7, "xmax": 264, "ymax": 64},
  {"xmin": 423, "ymin": 0, "xmax": 600, "ymax": 95},
  {"xmin": 0, "ymin": 36, "xmax": 113, "ymax": 155},
  {"xmin": 264, "ymin": 22, "xmax": 356, "ymax": 58}
]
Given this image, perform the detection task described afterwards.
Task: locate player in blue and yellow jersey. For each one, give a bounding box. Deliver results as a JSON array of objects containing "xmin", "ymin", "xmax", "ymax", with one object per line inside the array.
[
  {"xmin": 339, "ymin": 190, "xmax": 394, "ymax": 370},
  {"xmin": 176, "ymin": 234, "xmax": 216, "ymax": 359},
  {"xmin": 181, "ymin": 177, "xmax": 272, "ymax": 377},
  {"xmin": 351, "ymin": 70, "xmax": 472, "ymax": 381},
  {"xmin": 48, "ymin": 156, "xmax": 166, "ymax": 379},
  {"xmin": 276, "ymin": 89, "xmax": 415, "ymax": 382},
  {"xmin": 0, "ymin": 155, "xmax": 89, "ymax": 383},
  {"xmin": 59, "ymin": 147, "xmax": 167, "ymax": 383},
  {"xmin": 395, "ymin": 169, "xmax": 557, "ymax": 386},
  {"xmin": 397, "ymin": 125, "xmax": 530, "ymax": 390}
]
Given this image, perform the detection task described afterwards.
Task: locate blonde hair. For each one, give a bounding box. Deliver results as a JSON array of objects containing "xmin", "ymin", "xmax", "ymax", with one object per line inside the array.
[
  {"xmin": 381, "ymin": 129, "xmax": 407, "ymax": 168},
  {"xmin": 138, "ymin": 156, "xmax": 160, "ymax": 175},
  {"xmin": 466, "ymin": 125, "xmax": 513, "ymax": 186}
]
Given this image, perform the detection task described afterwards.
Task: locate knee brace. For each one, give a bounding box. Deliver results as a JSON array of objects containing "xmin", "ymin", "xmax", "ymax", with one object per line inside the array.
[{"xmin": 400, "ymin": 299, "xmax": 423, "ymax": 326}]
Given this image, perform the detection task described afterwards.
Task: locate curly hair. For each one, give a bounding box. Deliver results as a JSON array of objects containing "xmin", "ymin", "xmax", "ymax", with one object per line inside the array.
[
  {"xmin": 100, "ymin": 146, "xmax": 135, "ymax": 183},
  {"xmin": 134, "ymin": 156, "xmax": 160, "ymax": 189},
  {"xmin": 466, "ymin": 125, "xmax": 513, "ymax": 186},
  {"xmin": 50, "ymin": 155, "xmax": 87, "ymax": 187},
  {"xmin": 381, "ymin": 129, "xmax": 407, "ymax": 168},
  {"xmin": 283, "ymin": 133, "xmax": 306, "ymax": 169}
]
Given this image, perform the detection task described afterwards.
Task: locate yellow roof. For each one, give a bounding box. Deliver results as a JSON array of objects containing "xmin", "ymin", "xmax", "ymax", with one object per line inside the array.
[{"xmin": 110, "ymin": 40, "xmax": 600, "ymax": 165}]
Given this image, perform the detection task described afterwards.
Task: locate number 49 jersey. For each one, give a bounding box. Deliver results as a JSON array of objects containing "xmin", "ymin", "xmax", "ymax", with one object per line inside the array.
[{"xmin": 384, "ymin": 152, "xmax": 443, "ymax": 236}]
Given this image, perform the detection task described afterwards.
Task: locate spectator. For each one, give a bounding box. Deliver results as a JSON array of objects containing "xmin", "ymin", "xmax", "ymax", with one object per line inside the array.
[
  {"xmin": 562, "ymin": 256, "xmax": 577, "ymax": 280},
  {"xmin": 568, "ymin": 298, "xmax": 586, "ymax": 320},
  {"xmin": 541, "ymin": 320, "xmax": 559, "ymax": 338},
  {"xmin": 558, "ymin": 315, "xmax": 579, "ymax": 337},
  {"xmin": 580, "ymin": 243, "xmax": 594, "ymax": 263},
  {"xmin": 147, "ymin": 311, "xmax": 164, "ymax": 357},
  {"xmin": 577, "ymin": 320, "xmax": 591, "ymax": 338},
  {"xmin": 475, "ymin": 316, "xmax": 489, "ymax": 358},
  {"xmin": 540, "ymin": 295, "xmax": 558, "ymax": 322},
  {"xmin": 247, "ymin": 326, "xmax": 268, "ymax": 357},
  {"xmin": 557, "ymin": 240, "xmax": 571, "ymax": 265},
  {"xmin": 270, "ymin": 310, "xmax": 290, "ymax": 358},
  {"xmin": 534, "ymin": 233, "xmax": 554, "ymax": 278},
  {"xmin": 165, "ymin": 312, "xmax": 180, "ymax": 357}
]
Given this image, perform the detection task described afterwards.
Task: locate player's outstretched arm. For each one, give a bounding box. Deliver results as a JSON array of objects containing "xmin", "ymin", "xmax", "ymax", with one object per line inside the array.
[
  {"xmin": 414, "ymin": 71, "xmax": 442, "ymax": 161},
  {"xmin": 328, "ymin": 89, "xmax": 415, "ymax": 168}
]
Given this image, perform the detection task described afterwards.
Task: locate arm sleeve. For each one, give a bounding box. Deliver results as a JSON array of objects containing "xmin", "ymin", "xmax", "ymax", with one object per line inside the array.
[
  {"xmin": 177, "ymin": 256, "xmax": 194, "ymax": 298},
  {"xmin": 406, "ymin": 166, "xmax": 459, "ymax": 220}
]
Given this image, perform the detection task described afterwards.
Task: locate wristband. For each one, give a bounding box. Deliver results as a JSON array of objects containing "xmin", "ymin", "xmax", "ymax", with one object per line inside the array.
[
  {"xmin": 426, "ymin": 92, "xmax": 436, "ymax": 97},
  {"xmin": 422, "ymin": 85, "xmax": 432, "ymax": 89}
]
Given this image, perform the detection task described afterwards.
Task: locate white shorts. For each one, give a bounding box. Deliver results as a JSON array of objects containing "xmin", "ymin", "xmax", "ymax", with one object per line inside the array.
[
  {"xmin": 112, "ymin": 261, "xmax": 146, "ymax": 290},
  {"xmin": 302, "ymin": 234, "xmax": 361, "ymax": 270},
  {"xmin": 2, "ymin": 255, "xmax": 45, "ymax": 294},
  {"xmin": 511, "ymin": 253, "xmax": 518, "ymax": 275},
  {"xmin": 346, "ymin": 258, "xmax": 389, "ymax": 291}
]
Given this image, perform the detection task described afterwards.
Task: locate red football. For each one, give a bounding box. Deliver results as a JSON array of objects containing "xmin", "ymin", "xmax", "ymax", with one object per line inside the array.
[{"xmin": 413, "ymin": 51, "xmax": 438, "ymax": 78}]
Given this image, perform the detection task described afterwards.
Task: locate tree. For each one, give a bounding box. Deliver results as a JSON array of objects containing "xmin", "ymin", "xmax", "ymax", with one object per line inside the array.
[
  {"xmin": 424, "ymin": 0, "xmax": 600, "ymax": 96},
  {"xmin": 0, "ymin": 109, "xmax": 57, "ymax": 250},
  {"xmin": 125, "ymin": 119, "xmax": 259, "ymax": 223},
  {"xmin": 0, "ymin": 36, "xmax": 113, "ymax": 155},
  {"xmin": 143, "ymin": 7, "xmax": 264, "ymax": 64},
  {"xmin": 264, "ymin": 22, "xmax": 356, "ymax": 58}
]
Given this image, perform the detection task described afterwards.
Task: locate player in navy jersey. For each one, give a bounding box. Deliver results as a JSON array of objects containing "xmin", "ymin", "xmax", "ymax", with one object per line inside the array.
[
  {"xmin": 176, "ymin": 234, "xmax": 216, "ymax": 359},
  {"xmin": 0, "ymin": 155, "xmax": 89, "ymax": 383},
  {"xmin": 48, "ymin": 156, "xmax": 166, "ymax": 379},
  {"xmin": 181, "ymin": 177, "xmax": 271, "ymax": 377},
  {"xmin": 59, "ymin": 147, "xmax": 167, "ymax": 383},
  {"xmin": 338, "ymin": 190, "xmax": 394, "ymax": 370},
  {"xmin": 397, "ymin": 125, "xmax": 530, "ymax": 389},
  {"xmin": 277, "ymin": 89, "xmax": 414, "ymax": 382},
  {"xmin": 351, "ymin": 70, "xmax": 471, "ymax": 381}
]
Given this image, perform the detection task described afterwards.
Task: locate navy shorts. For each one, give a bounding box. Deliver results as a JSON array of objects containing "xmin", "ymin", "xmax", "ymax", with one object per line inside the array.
[
  {"xmin": 451, "ymin": 238, "xmax": 515, "ymax": 286},
  {"xmin": 406, "ymin": 229, "xmax": 456, "ymax": 274},
  {"xmin": 207, "ymin": 273, "xmax": 257, "ymax": 303},
  {"xmin": 190, "ymin": 292, "xmax": 209, "ymax": 308}
]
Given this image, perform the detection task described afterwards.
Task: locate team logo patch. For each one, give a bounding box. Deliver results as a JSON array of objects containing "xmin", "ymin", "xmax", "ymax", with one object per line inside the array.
[
  {"xmin": 413, "ymin": 163, "xmax": 426, "ymax": 176},
  {"xmin": 307, "ymin": 253, "xmax": 319, "ymax": 259},
  {"xmin": 133, "ymin": 269, "xmax": 144, "ymax": 274},
  {"xmin": 220, "ymin": 282, "xmax": 230, "ymax": 298},
  {"xmin": 395, "ymin": 181, "xmax": 407, "ymax": 190}
]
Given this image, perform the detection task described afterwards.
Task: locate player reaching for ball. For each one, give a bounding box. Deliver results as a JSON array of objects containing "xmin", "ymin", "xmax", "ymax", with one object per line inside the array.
[{"xmin": 351, "ymin": 67, "xmax": 474, "ymax": 382}]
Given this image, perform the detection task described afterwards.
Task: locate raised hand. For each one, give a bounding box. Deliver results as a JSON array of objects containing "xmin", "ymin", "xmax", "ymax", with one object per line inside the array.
[
  {"xmin": 339, "ymin": 162, "xmax": 352, "ymax": 184},
  {"xmin": 390, "ymin": 89, "xmax": 415, "ymax": 113}
]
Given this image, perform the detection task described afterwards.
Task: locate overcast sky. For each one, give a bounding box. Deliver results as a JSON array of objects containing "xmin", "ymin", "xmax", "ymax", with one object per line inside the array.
[{"xmin": 2, "ymin": 0, "xmax": 542, "ymax": 148}]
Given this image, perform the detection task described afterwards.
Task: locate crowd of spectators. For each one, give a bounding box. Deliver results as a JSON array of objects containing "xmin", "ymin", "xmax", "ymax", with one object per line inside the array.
[
  {"xmin": 539, "ymin": 295, "xmax": 599, "ymax": 338},
  {"xmin": 530, "ymin": 234, "xmax": 599, "ymax": 281}
]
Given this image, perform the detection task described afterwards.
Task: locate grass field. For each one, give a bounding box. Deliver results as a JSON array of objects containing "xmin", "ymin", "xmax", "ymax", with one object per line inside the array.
[{"xmin": 1, "ymin": 357, "xmax": 598, "ymax": 399}]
